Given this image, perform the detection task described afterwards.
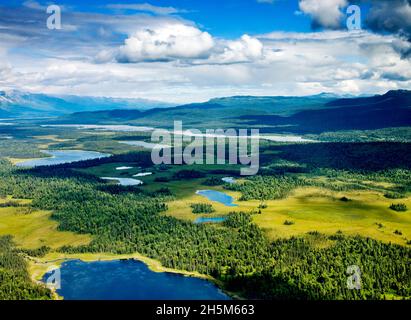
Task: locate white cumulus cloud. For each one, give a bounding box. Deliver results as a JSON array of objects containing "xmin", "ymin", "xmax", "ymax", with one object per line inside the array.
[
  {"xmin": 107, "ymin": 23, "xmax": 264, "ymax": 65},
  {"xmin": 299, "ymin": 0, "xmax": 348, "ymax": 29},
  {"xmin": 115, "ymin": 24, "xmax": 214, "ymax": 62},
  {"xmin": 212, "ymin": 35, "xmax": 264, "ymax": 64}
]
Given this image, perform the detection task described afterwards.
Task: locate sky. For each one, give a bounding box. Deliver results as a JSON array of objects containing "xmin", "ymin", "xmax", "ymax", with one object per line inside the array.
[{"xmin": 0, "ymin": 0, "xmax": 411, "ymax": 103}]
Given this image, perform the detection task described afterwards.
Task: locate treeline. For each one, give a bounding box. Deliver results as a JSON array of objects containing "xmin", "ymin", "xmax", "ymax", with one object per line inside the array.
[
  {"xmin": 225, "ymin": 175, "xmax": 307, "ymax": 201},
  {"xmin": 191, "ymin": 203, "xmax": 215, "ymax": 214},
  {"xmin": 269, "ymin": 142, "xmax": 411, "ymax": 171},
  {"xmin": 227, "ymin": 235, "xmax": 411, "ymax": 300},
  {"xmin": 20, "ymin": 151, "xmax": 153, "ymax": 171},
  {"xmin": 310, "ymin": 127, "xmax": 411, "ymax": 143},
  {"xmin": 0, "ymin": 236, "xmax": 52, "ymax": 300},
  {"xmin": 314, "ymin": 168, "xmax": 411, "ymax": 194},
  {"xmin": 223, "ymin": 212, "xmax": 253, "ymax": 228}
]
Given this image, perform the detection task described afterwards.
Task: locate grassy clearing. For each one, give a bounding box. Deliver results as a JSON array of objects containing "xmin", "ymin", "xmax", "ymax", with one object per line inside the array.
[
  {"xmin": 165, "ymin": 184, "xmax": 242, "ymax": 221},
  {"xmin": 6, "ymin": 157, "xmax": 43, "ymax": 165},
  {"xmin": 80, "ymin": 162, "xmax": 241, "ymax": 196},
  {"xmin": 0, "ymin": 202, "xmax": 91, "ymax": 249},
  {"xmin": 253, "ymin": 187, "xmax": 411, "ymax": 245},
  {"xmin": 162, "ymin": 180, "xmax": 411, "ymax": 245},
  {"xmin": 78, "ymin": 160, "xmax": 411, "ymax": 245},
  {"xmin": 31, "ymin": 135, "xmax": 73, "ymax": 143}
]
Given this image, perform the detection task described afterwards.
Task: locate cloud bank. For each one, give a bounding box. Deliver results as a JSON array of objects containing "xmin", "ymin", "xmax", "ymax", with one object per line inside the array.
[
  {"xmin": 106, "ymin": 3, "xmax": 184, "ymax": 15},
  {"xmin": 299, "ymin": 0, "xmax": 348, "ymax": 29},
  {"xmin": 98, "ymin": 22, "xmax": 264, "ymax": 65},
  {"xmin": 0, "ymin": 1, "xmax": 410, "ymax": 103},
  {"xmin": 115, "ymin": 24, "xmax": 214, "ymax": 62}
]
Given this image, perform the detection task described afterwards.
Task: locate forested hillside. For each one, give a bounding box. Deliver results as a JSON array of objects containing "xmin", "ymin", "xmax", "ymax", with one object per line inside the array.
[{"xmin": 52, "ymin": 90, "xmax": 411, "ymax": 134}]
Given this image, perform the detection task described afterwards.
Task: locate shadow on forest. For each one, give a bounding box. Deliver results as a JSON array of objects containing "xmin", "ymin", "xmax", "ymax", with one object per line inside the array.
[{"xmin": 261, "ymin": 142, "xmax": 411, "ymax": 171}]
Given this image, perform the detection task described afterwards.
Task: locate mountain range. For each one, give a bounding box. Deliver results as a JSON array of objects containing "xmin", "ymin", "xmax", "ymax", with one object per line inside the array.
[
  {"xmin": 49, "ymin": 90, "xmax": 411, "ymax": 134},
  {"xmin": 0, "ymin": 90, "xmax": 174, "ymax": 118},
  {"xmin": 2, "ymin": 89, "xmax": 411, "ymax": 134}
]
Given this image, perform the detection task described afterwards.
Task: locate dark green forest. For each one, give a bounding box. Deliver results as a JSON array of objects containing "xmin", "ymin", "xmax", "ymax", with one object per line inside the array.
[{"xmin": 0, "ymin": 236, "xmax": 52, "ymax": 300}]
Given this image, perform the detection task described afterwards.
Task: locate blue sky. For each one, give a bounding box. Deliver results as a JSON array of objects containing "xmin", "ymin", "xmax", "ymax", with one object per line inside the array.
[
  {"xmin": 8, "ymin": 0, "xmax": 313, "ymax": 36},
  {"xmin": 0, "ymin": 0, "xmax": 410, "ymax": 102},
  {"xmin": 139, "ymin": 0, "xmax": 312, "ymax": 37}
]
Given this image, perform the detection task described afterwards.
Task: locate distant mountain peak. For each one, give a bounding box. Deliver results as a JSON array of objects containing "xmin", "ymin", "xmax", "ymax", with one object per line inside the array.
[
  {"xmin": 0, "ymin": 91, "xmax": 175, "ymax": 118},
  {"xmin": 384, "ymin": 89, "xmax": 411, "ymax": 97}
]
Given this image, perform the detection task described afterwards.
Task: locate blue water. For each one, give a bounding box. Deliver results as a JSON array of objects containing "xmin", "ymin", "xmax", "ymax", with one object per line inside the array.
[
  {"xmin": 16, "ymin": 150, "xmax": 111, "ymax": 167},
  {"xmin": 119, "ymin": 140, "xmax": 170, "ymax": 149},
  {"xmin": 195, "ymin": 217, "xmax": 227, "ymax": 224},
  {"xmin": 101, "ymin": 177, "xmax": 143, "ymax": 186},
  {"xmin": 42, "ymin": 259, "xmax": 230, "ymax": 300},
  {"xmin": 196, "ymin": 190, "xmax": 238, "ymax": 207},
  {"xmin": 222, "ymin": 177, "xmax": 236, "ymax": 184}
]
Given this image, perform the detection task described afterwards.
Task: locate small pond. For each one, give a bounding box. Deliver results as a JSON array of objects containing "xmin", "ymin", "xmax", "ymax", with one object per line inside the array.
[
  {"xmin": 221, "ymin": 177, "xmax": 236, "ymax": 184},
  {"xmin": 196, "ymin": 190, "xmax": 238, "ymax": 207},
  {"xmin": 101, "ymin": 177, "xmax": 143, "ymax": 186},
  {"xmin": 194, "ymin": 217, "xmax": 227, "ymax": 224}
]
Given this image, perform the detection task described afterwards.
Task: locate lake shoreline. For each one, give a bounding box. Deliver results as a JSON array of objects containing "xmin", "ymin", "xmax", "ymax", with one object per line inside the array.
[
  {"xmin": 29, "ymin": 252, "xmax": 241, "ymax": 300},
  {"xmin": 15, "ymin": 150, "xmax": 111, "ymax": 168}
]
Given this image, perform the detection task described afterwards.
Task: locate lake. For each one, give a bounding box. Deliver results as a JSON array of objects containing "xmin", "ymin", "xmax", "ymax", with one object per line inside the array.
[
  {"xmin": 261, "ymin": 135, "xmax": 314, "ymax": 142},
  {"xmin": 134, "ymin": 172, "xmax": 153, "ymax": 177},
  {"xmin": 43, "ymin": 124, "xmax": 315, "ymax": 143},
  {"xmin": 15, "ymin": 150, "xmax": 111, "ymax": 167},
  {"xmin": 119, "ymin": 140, "xmax": 171, "ymax": 149},
  {"xmin": 101, "ymin": 177, "xmax": 144, "ymax": 186},
  {"xmin": 42, "ymin": 259, "xmax": 230, "ymax": 300},
  {"xmin": 175, "ymin": 130, "xmax": 314, "ymax": 143},
  {"xmin": 42, "ymin": 124, "xmax": 155, "ymax": 132},
  {"xmin": 196, "ymin": 190, "xmax": 238, "ymax": 207},
  {"xmin": 195, "ymin": 217, "xmax": 227, "ymax": 224},
  {"xmin": 222, "ymin": 177, "xmax": 236, "ymax": 184},
  {"xmin": 41, "ymin": 124, "xmax": 317, "ymax": 144}
]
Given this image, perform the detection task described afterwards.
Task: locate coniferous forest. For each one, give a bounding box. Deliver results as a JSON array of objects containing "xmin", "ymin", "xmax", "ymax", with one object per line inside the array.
[{"xmin": 0, "ymin": 235, "xmax": 52, "ymax": 300}]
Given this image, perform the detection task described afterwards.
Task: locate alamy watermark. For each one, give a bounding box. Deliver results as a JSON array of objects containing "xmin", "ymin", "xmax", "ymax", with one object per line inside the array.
[
  {"xmin": 151, "ymin": 121, "xmax": 260, "ymax": 176},
  {"xmin": 346, "ymin": 265, "xmax": 362, "ymax": 290},
  {"xmin": 346, "ymin": 5, "xmax": 361, "ymax": 31},
  {"xmin": 45, "ymin": 3, "xmax": 361, "ymax": 31},
  {"xmin": 47, "ymin": 5, "xmax": 62, "ymax": 30},
  {"xmin": 45, "ymin": 266, "xmax": 61, "ymax": 290}
]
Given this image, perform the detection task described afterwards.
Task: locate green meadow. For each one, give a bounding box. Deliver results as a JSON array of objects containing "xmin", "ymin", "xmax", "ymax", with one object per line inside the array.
[
  {"xmin": 77, "ymin": 160, "xmax": 411, "ymax": 246},
  {"xmin": 0, "ymin": 197, "xmax": 91, "ymax": 249}
]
